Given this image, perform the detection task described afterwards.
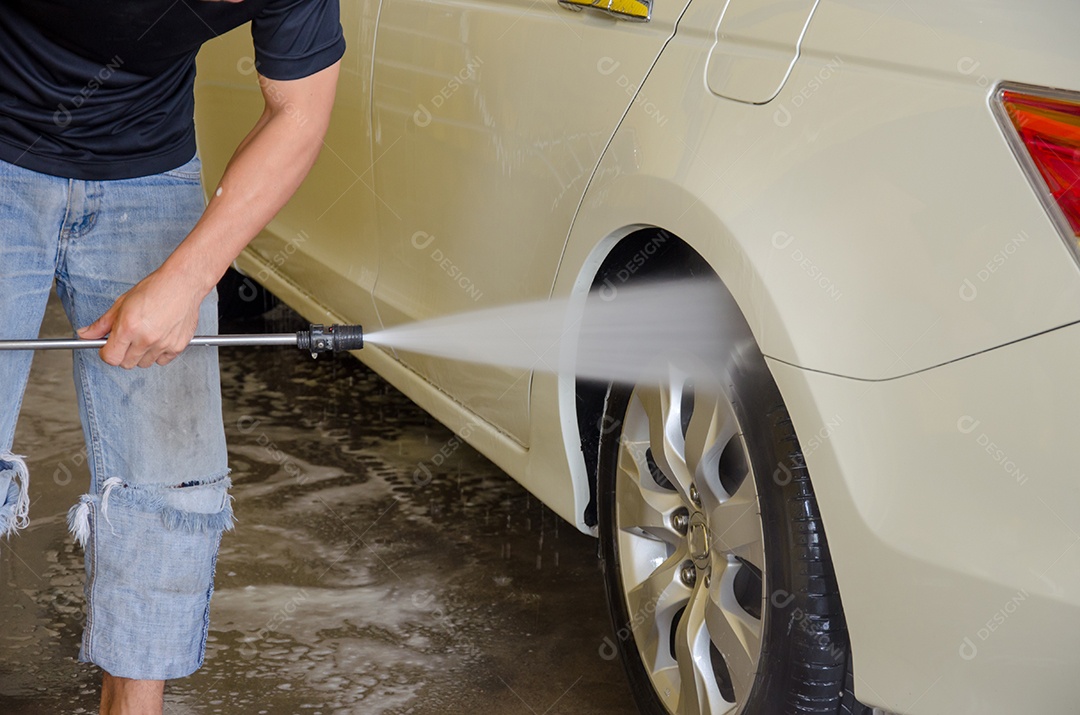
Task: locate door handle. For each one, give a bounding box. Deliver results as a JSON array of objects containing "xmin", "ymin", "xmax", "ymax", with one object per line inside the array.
[{"xmin": 558, "ymin": 0, "xmax": 652, "ymax": 22}]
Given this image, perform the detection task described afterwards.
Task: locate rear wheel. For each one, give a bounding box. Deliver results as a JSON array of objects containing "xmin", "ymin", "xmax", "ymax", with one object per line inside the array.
[{"xmin": 597, "ymin": 346, "xmax": 858, "ymax": 714}]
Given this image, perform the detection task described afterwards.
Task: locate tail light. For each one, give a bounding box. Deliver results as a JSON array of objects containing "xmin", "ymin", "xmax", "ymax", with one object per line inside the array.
[{"xmin": 995, "ymin": 84, "xmax": 1080, "ymax": 255}]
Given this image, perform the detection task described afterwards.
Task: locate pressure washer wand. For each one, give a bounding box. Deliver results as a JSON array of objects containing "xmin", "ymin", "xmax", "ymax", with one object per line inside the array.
[{"xmin": 0, "ymin": 323, "xmax": 364, "ymax": 357}]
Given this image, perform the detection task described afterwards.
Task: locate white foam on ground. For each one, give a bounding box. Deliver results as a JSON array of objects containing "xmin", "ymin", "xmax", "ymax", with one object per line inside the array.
[{"xmin": 209, "ymin": 582, "xmax": 467, "ymax": 713}]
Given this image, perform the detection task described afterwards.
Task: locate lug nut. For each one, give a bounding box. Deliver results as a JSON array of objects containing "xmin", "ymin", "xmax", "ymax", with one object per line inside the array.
[
  {"xmin": 689, "ymin": 484, "xmax": 701, "ymax": 507},
  {"xmin": 680, "ymin": 562, "xmax": 697, "ymax": 587},
  {"xmin": 671, "ymin": 508, "xmax": 690, "ymax": 535}
]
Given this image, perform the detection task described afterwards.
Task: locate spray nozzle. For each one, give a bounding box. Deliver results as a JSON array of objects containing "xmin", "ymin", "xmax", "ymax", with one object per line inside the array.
[{"xmin": 297, "ymin": 324, "xmax": 364, "ymax": 356}]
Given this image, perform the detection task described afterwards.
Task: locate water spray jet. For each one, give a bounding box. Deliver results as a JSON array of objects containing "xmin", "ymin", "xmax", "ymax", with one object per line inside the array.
[{"xmin": 362, "ymin": 281, "xmax": 744, "ymax": 388}]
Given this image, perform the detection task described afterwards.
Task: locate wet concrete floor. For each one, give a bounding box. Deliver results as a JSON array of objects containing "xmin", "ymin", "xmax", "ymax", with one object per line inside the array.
[{"xmin": 0, "ymin": 294, "xmax": 638, "ymax": 714}]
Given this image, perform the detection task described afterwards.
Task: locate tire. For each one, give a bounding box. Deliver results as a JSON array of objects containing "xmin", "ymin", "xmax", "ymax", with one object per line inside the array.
[
  {"xmin": 217, "ymin": 267, "xmax": 279, "ymax": 322},
  {"xmin": 596, "ymin": 317, "xmax": 861, "ymax": 714}
]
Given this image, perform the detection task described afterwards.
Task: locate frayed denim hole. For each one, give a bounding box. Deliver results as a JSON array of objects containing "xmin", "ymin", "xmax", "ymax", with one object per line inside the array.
[
  {"xmin": 67, "ymin": 495, "xmax": 94, "ymax": 548},
  {"xmin": 69, "ymin": 472, "xmax": 233, "ymax": 544},
  {"xmin": 160, "ymin": 473, "xmax": 234, "ymax": 534},
  {"xmin": 67, "ymin": 477, "xmax": 124, "ymax": 546},
  {"xmin": 0, "ymin": 453, "xmax": 30, "ymax": 537}
]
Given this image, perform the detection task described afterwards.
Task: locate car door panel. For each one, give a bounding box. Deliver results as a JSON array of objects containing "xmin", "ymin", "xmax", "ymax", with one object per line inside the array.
[{"xmin": 369, "ymin": 0, "xmax": 693, "ymax": 445}]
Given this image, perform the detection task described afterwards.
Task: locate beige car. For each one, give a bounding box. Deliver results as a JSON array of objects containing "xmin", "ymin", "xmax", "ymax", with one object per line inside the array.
[{"xmin": 195, "ymin": 1, "xmax": 1080, "ymax": 713}]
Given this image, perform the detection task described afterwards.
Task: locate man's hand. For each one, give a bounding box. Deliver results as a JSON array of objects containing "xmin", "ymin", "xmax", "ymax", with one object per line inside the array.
[
  {"xmin": 77, "ymin": 267, "xmax": 206, "ymax": 369},
  {"xmin": 77, "ymin": 61, "xmax": 340, "ymax": 370}
]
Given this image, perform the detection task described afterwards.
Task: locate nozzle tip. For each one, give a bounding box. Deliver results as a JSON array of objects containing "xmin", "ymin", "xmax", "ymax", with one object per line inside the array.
[{"xmin": 330, "ymin": 324, "xmax": 363, "ymax": 351}]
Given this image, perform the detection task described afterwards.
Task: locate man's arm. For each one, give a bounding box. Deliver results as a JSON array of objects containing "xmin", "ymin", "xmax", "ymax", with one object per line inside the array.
[{"xmin": 78, "ymin": 61, "xmax": 341, "ymax": 369}]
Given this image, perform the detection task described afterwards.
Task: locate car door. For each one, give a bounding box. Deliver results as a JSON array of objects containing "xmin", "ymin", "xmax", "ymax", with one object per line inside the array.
[{"xmin": 369, "ymin": 0, "xmax": 694, "ymax": 446}]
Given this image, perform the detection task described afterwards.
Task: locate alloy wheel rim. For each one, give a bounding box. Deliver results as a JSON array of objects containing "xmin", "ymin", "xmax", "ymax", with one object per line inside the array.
[{"xmin": 614, "ymin": 363, "xmax": 766, "ymax": 715}]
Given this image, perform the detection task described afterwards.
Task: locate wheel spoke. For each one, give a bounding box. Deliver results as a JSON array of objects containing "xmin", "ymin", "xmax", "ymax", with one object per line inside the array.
[
  {"xmin": 709, "ymin": 486, "xmax": 764, "ymax": 567},
  {"xmin": 617, "ymin": 440, "xmax": 685, "ymax": 546},
  {"xmin": 706, "ymin": 559, "xmax": 762, "ymax": 705},
  {"xmin": 638, "ymin": 380, "xmax": 694, "ymax": 501},
  {"xmin": 625, "ymin": 550, "xmax": 691, "ymax": 673},
  {"xmin": 674, "ymin": 582, "xmax": 736, "ymax": 714},
  {"xmin": 683, "ymin": 396, "xmax": 738, "ymax": 504}
]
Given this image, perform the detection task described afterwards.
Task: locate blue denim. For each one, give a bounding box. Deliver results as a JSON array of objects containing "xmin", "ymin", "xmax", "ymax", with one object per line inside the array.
[{"xmin": 0, "ymin": 154, "xmax": 232, "ymax": 680}]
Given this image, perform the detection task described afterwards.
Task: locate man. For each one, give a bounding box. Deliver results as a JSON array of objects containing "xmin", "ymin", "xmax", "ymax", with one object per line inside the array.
[{"xmin": 0, "ymin": 0, "xmax": 344, "ymax": 712}]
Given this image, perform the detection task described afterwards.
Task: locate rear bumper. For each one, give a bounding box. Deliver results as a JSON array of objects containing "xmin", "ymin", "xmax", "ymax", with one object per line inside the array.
[{"xmin": 769, "ymin": 320, "xmax": 1080, "ymax": 714}]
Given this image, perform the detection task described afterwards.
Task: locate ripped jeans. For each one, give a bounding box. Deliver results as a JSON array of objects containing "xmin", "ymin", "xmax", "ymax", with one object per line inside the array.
[{"xmin": 0, "ymin": 154, "xmax": 232, "ymax": 680}]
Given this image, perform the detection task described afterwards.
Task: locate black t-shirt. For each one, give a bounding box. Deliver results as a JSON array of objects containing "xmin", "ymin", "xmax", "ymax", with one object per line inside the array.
[{"xmin": 0, "ymin": 0, "xmax": 345, "ymax": 180}]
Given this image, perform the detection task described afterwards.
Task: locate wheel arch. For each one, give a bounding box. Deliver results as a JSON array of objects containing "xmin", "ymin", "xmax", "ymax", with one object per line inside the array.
[
  {"xmin": 573, "ymin": 227, "xmax": 711, "ymax": 527},
  {"xmin": 538, "ymin": 141, "xmax": 831, "ymax": 540},
  {"xmin": 561, "ymin": 220, "xmax": 792, "ymax": 529}
]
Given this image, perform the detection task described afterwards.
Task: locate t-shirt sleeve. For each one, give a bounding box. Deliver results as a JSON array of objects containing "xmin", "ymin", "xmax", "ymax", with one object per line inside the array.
[{"xmin": 251, "ymin": 0, "xmax": 346, "ymax": 81}]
